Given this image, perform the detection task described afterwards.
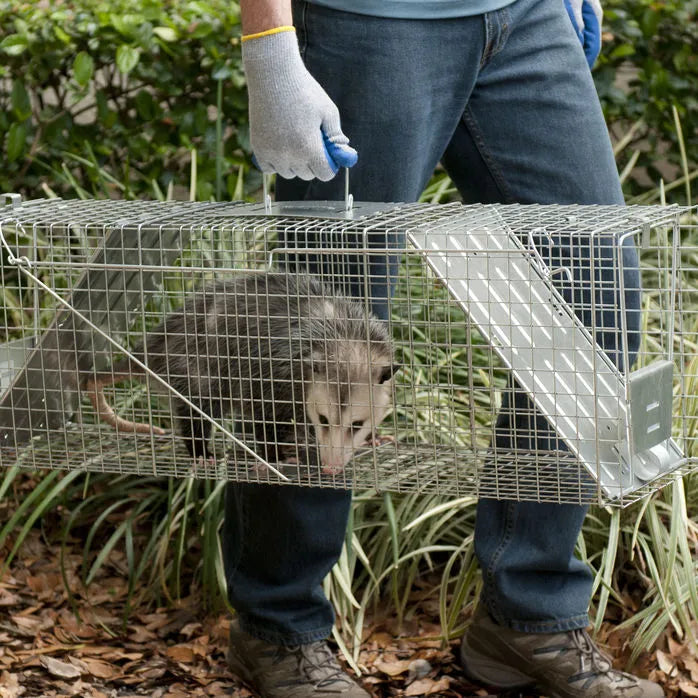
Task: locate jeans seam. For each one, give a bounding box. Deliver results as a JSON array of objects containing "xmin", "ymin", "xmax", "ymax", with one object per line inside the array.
[
  {"xmin": 480, "ymin": 12, "xmax": 492, "ymax": 68},
  {"xmin": 490, "ymin": 7, "xmax": 512, "ymax": 61},
  {"xmin": 461, "ymin": 106, "xmax": 516, "ymax": 203},
  {"xmin": 482, "ymin": 500, "xmax": 517, "ymax": 622},
  {"xmin": 481, "ymin": 7, "xmax": 511, "ymax": 68}
]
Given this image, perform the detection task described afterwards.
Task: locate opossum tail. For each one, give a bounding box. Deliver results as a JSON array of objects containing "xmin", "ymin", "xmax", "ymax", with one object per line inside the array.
[{"xmin": 83, "ymin": 360, "xmax": 167, "ymax": 436}]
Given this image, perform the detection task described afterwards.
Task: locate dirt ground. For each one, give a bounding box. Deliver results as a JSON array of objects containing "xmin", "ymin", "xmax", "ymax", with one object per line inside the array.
[{"xmin": 1, "ymin": 528, "xmax": 696, "ymax": 698}]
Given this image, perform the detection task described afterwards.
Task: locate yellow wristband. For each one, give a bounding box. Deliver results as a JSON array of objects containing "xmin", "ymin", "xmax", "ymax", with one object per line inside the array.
[{"xmin": 241, "ymin": 26, "xmax": 296, "ymax": 42}]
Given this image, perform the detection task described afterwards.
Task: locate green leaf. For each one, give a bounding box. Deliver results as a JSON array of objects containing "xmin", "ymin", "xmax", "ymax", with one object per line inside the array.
[
  {"xmin": 135, "ymin": 90, "xmax": 155, "ymax": 120},
  {"xmin": 116, "ymin": 45, "xmax": 141, "ymax": 75},
  {"xmin": 73, "ymin": 51, "xmax": 95, "ymax": 87},
  {"xmin": 6, "ymin": 122, "xmax": 27, "ymax": 162},
  {"xmin": 153, "ymin": 26, "xmax": 177, "ymax": 42},
  {"xmin": 0, "ymin": 34, "xmax": 28, "ymax": 56},
  {"xmin": 212, "ymin": 65, "xmax": 233, "ymax": 80},
  {"xmin": 188, "ymin": 21, "xmax": 213, "ymax": 38},
  {"xmin": 11, "ymin": 81, "xmax": 31, "ymax": 121},
  {"xmin": 54, "ymin": 25, "xmax": 71, "ymax": 43},
  {"xmin": 609, "ymin": 43, "xmax": 635, "ymax": 59}
]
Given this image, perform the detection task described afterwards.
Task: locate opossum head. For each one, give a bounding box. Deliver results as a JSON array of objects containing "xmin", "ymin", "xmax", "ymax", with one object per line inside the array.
[{"xmin": 303, "ymin": 340, "xmax": 397, "ymax": 474}]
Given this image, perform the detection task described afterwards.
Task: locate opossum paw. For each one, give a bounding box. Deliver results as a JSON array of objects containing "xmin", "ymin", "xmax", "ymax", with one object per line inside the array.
[
  {"xmin": 196, "ymin": 455, "xmax": 217, "ymax": 467},
  {"xmin": 321, "ymin": 465, "xmax": 343, "ymax": 476},
  {"xmin": 367, "ymin": 434, "xmax": 396, "ymax": 447},
  {"xmin": 250, "ymin": 462, "xmax": 268, "ymax": 476},
  {"xmin": 283, "ymin": 456, "xmax": 299, "ymax": 465}
]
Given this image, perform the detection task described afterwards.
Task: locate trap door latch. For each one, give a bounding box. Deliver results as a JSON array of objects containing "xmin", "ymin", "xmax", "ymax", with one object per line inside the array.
[
  {"xmin": 406, "ymin": 207, "xmax": 686, "ymax": 500},
  {"xmin": 617, "ymin": 360, "xmax": 682, "ymax": 480}
]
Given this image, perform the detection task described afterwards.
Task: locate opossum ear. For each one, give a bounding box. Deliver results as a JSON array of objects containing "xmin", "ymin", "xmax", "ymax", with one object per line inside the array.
[{"xmin": 379, "ymin": 364, "xmax": 399, "ymax": 384}]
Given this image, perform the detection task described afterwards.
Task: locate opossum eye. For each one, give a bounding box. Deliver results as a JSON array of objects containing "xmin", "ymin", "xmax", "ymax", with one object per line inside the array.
[
  {"xmin": 351, "ymin": 420, "xmax": 365, "ymax": 431},
  {"xmin": 319, "ymin": 415, "xmax": 329, "ymax": 427},
  {"xmin": 379, "ymin": 364, "xmax": 399, "ymax": 384}
]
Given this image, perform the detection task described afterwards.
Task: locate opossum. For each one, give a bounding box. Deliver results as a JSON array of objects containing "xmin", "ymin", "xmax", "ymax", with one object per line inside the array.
[{"xmin": 83, "ymin": 273, "xmax": 397, "ymax": 474}]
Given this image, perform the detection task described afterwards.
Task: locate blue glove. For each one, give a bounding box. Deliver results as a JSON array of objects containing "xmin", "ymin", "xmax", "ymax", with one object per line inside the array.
[{"xmin": 564, "ymin": 0, "xmax": 603, "ymax": 68}]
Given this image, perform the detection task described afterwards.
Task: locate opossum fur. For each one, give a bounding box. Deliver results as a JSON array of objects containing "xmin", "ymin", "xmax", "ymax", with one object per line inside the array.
[{"xmin": 84, "ymin": 273, "xmax": 397, "ymax": 473}]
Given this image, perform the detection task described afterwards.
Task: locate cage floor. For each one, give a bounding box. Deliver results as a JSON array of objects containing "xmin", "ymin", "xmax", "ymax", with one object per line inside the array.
[{"xmin": 1, "ymin": 424, "xmax": 692, "ymax": 507}]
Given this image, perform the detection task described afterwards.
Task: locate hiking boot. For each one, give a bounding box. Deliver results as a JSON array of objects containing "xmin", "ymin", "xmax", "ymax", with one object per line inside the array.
[
  {"xmin": 460, "ymin": 605, "xmax": 664, "ymax": 697},
  {"xmin": 226, "ymin": 620, "xmax": 370, "ymax": 697}
]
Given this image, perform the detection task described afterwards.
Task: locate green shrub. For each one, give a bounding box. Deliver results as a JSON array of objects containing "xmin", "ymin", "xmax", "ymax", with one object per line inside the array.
[
  {"xmin": 1, "ymin": 0, "xmax": 696, "ymax": 202},
  {"xmin": 595, "ymin": 0, "xmax": 698, "ymax": 201},
  {"xmin": 0, "ymin": 0, "xmax": 251, "ymax": 200}
]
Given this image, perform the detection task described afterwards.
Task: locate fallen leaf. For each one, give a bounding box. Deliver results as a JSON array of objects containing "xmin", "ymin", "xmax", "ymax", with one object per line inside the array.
[
  {"xmin": 128, "ymin": 625, "xmax": 157, "ymax": 643},
  {"xmin": 6, "ymin": 616, "xmax": 40, "ymax": 638},
  {"xmin": 685, "ymin": 657, "xmax": 698, "ymax": 683},
  {"xmin": 57, "ymin": 610, "xmax": 97, "ymax": 640},
  {"xmin": 657, "ymin": 649, "xmax": 677, "ymax": 676},
  {"xmin": 374, "ymin": 659, "xmax": 411, "ymax": 676},
  {"xmin": 167, "ymin": 645, "xmax": 196, "ymax": 663},
  {"xmin": 163, "ymin": 683, "xmax": 191, "ymax": 698},
  {"xmin": 39, "ymin": 655, "xmax": 82, "ymax": 679},
  {"xmin": 15, "ymin": 644, "xmax": 83, "ymax": 657},
  {"xmin": 368, "ymin": 631, "xmax": 394, "ymax": 647},
  {"xmin": 0, "ymin": 671, "xmax": 25, "ymax": 698},
  {"xmin": 140, "ymin": 612, "xmax": 173, "ymax": 631},
  {"xmin": 179, "ymin": 622, "xmax": 202, "ymax": 639},
  {"xmin": 0, "ymin": 590, "xmax": 21, "ymax": 607},
  {"xmin": 61, "ymin": 678, "xmax": 94, "ymax": 697},
  {"xmin": 74, "ymin": 656, "xmax": 117, "ymax": 679},
  {"xmin": 404, "ymin": 675, "xmax": 450, "ymax": 696},
  {"xmin": 26, "ymin": 574, "xmax": 62, "ymax": 601},
  {"xmin": 679, "ymin": 680, "xmax": 698, "ymax": 697},
  {"xmin": 668, "ymin": 636, "xmax": 685, "ymax": 658},
  {"xmin": 135, "ymin": 661, "xmax": 167, "ymax": 681}
]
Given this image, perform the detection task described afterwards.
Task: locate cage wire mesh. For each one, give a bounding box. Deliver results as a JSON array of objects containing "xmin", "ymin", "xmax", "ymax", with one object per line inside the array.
[{"xmin": 0, "ymin": 193, "xmax": 695, "ymax": 507}]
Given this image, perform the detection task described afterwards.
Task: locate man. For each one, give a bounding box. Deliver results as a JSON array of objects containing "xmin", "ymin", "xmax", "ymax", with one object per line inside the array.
[{"xmin": 222, "ymin": 0, "xmax": 664, "ymax": 696}]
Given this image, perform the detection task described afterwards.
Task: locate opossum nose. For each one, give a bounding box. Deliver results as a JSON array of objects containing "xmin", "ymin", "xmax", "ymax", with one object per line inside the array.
[{"xmin": 322, "ymin": 463, "xmax": 344, "ymax": 475}]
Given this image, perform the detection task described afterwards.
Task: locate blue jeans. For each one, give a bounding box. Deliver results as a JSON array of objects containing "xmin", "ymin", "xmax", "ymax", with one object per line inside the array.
[{"xmin": 222, "ymin": 0, "xmax": 642, "ymax": 642}]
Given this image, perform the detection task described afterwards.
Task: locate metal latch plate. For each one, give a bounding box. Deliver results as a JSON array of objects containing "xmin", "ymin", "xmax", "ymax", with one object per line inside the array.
[
  {"xmin": 628, "ymin": 360, "xmax": 674, "ymax": 453},
  {"xmin": 231, "ymin": 200, "xmax": 402, "ymax": 221}
]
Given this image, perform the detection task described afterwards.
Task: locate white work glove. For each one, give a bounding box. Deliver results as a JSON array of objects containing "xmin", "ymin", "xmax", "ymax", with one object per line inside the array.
[
  {"xmin": 564, "ymin": 0, "xmax": 603, "ymax": 68},
  {"xmin": 241, "ymin": 27, "xmax": 358, "ymax": 181}
]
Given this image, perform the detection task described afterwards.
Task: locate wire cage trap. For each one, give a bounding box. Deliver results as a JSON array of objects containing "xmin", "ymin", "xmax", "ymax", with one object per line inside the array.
[{"xmin": 0, "ymin": 193, "xmax": 695, "ymax": 507}]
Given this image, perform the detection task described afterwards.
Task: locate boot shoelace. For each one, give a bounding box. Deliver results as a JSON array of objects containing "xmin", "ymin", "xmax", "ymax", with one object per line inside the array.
[
  {"xmin": 535, "ymin": 629, "xmax": 639, "ymax": 690},
  {"xmin": 271, "ymin": 642, "xmax": 353, "ymax": 689}
]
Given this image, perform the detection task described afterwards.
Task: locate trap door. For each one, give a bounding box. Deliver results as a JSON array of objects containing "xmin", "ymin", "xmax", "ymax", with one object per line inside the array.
[
  {"xmin": 0, "ymin": 213, "xmax": 193, "ymax": 447},
  {"xmin": 407, "ymin": 207, "xmax": 683, "ymax": 501}
]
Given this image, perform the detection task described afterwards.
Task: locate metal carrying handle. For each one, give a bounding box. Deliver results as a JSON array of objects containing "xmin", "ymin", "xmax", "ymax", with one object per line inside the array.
[{"xmin": 262, "ymin": 168, "xmax": 354, "ymax": 213}]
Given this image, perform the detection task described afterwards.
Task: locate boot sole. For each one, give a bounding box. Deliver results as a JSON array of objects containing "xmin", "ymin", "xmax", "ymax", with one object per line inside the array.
[{"xmin": 460, "ymin": 635, "xmax": 537, "ymax": 690}]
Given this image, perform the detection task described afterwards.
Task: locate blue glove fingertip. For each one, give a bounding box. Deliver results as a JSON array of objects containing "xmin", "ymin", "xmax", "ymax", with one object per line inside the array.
[{"xmin": 322, "ymin": 132, "xmax": 359, "ymax": 173}]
